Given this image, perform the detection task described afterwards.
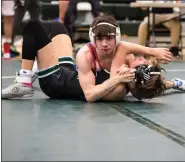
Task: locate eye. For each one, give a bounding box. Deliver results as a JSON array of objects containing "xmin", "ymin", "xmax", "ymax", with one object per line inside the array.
[
  {"xmin": 108, "ymin": 36, "xmax": 115, "ymax": 39},
  {"xmin": 107, "ymin": 37, "xmax": 112, "ymax": 40},
  {"xmin": 96, "ymin": 37, "xmax": 103, "ymax": 40}
]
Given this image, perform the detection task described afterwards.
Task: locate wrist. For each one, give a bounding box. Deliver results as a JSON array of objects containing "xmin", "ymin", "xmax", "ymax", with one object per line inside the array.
[
  {"xmin": 114, "ymin": 75, "xmax": 122, "ymax": 84},
  {"xmin": 150, "ymin": 48, "xmax": 156, "ymax": 57}
]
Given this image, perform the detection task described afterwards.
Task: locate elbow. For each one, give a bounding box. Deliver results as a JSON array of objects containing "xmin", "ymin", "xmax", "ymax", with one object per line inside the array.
[
  {"xmin": 85, "ymin": 95, "xmax": 96, "ymax": 103},
  {"xmin": 84, "ymin": 92, "xmax": 97, "ymax": 103},
  {"xmin": 86, "ymin": 98, "xmax": 96, "ymax": 103}
]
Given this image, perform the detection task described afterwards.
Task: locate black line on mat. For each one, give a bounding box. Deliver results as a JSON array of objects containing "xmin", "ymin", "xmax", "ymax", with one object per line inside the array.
[{"xmin": 112, "ymin": 105, "xmax": 185, "ymax": 147}]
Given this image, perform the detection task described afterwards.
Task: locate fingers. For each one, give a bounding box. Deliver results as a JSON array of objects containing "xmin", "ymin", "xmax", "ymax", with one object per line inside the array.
[
  {"xmin": 119, "ymin": 70, "xmax": 135, "ymax": 82},
  {"xmin": 155, "ymin": 48, "xmax": 173, "ymax": 63},
  {"xmin": 162, "ymin": 53, "xmax": 172, "ymax": 63},
  {"xmin": 164, "ymin": 48, "xmax": 169, "ymax": 52},
  {"xmin": 124, "ymin": 73, "xmax": 135, "ymax": 81},
  {"xmin": 118, "ymin": 69, "xmax": 130, "ymax": 75},
  {"xmin": 162, "ymin": 49, "xmax": 172, "ymax": 62},
  {"xmin": 165, "ymin": 52, "xmax": 172, "ymax": 58},
  {"xmin": 166, "ymin": 51, "xmax": 172, "ymax": 55},
  {"xmin": 158, "ymin": 53, "xmax": 172, "ymax": 64},
  {"xmin": 117, "ymin": 65, "xmax": 130, "ymax": 75}
]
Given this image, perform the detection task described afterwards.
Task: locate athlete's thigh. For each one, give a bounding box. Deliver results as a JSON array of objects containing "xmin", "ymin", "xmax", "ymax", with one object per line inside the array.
[{"xmin": 38, "ymin": 66, "xmax": 69, "ymax": 98}]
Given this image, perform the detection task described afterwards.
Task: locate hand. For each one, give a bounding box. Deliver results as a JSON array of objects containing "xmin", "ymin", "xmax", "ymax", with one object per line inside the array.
[
  {"xmin": 153, "ymin": 48, "xmax": 172, "ymax": 64},
  {"xmin": 116, "ymin": 64, "xmax": 130, "ymax": 75},
  {"xmin": 117, "ymin": 70, "xmax": 135, "ymax": 83}
]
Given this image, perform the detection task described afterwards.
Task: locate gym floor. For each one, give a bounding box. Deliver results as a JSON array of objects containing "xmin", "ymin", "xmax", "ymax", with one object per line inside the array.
[{"xmin": 2, "ymin": 60, "xmax": 185, "ymax": 161}]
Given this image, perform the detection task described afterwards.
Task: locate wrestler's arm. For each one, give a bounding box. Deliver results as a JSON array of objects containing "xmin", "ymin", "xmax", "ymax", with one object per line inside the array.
[
  {"xmin": 76, "ymin": 52, "xmax": 124, "ymax": 102},
  {"xmin": 99, "ymin": 53, "xmax": 134, "ymax": 100},
  {"xmin": 118, "ymin": 41, "xmax": 172, "ymax": 63}
]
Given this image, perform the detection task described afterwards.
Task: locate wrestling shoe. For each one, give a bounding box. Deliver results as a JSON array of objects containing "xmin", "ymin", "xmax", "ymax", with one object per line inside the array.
[
  {"xmin": 2, "ymin": 77, "xmax": 34, "ymax": 99},
  {"xmin": 171, "ymin": 78, "xmax": 185, "ymax": 91}
]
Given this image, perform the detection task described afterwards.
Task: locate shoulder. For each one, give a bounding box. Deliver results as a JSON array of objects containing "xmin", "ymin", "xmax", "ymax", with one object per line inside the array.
[
  {"xmin": 113, "ymin": 41, "xmax": 129, "ymax": 56},
  {"xmin": 115, "ymin": 41, "xmax": 128, "ymax": 52},
  {"xmin": 117, "ymin": 41, "xmax": 131, "ymax": 48},
  {"xmin": 115, "ymin": 41, "xmax": 134, "ymax": 54},
  {"xmin": 76, "ymin": 44, "xmax": 93, "ymax": 68}
]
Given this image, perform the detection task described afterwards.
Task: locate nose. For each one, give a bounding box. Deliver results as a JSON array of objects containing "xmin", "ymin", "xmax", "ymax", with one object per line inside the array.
[{"xmin": 102, "ymin": 39, "xmax": 108, "ymax": 47}]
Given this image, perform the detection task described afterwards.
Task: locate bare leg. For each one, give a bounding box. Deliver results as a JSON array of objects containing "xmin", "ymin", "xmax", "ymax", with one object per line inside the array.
[
  {"xmin": 59, "ymin": 1, "xmax": 69, "ymax": 22},
  {"xmin": 163, "ymin": 80, "xmax": 174, "ymax": 90},
  {"xmin": 37, "ymin": 22, "xmax": 73, "ymax": 69},
  {"xmin": 3, "ymin": 16, "xmax": 13, "ymax": 42},
  {"xmin": 31, "ymin": 34, "xmax": 73, "ymax": 73},
  {"xmin": 138, "ymin": 17, "xmax": 148, "ymax": 46},
  {"xmin": 2, "ymin": 1, "xmax": 14, "ymax": 42},
  {"xmin": 164, "ymin": 78, "xmax": 185, "ymax": 91},
  {"xmin": 20, "ymin": 20, "xmax": 71, "ymax": 80},
  {"xmin": 51, "ymin": 34, "xmax": 73, "ymax": 58},
  {"xmin": 163, "ymin": 19, "xmax": 181, "ymax": 47},
  {"xmin": 11, "ymin": 5, "xmax": 25, "ymax": 45},
  {"xmin": 36, "ymin": 42, "xmax": 59, "ymax": 70},
  {"xmin": 2, "ymin": 20, "xmax": 74, "ymax": 99},
  {"xmin": 22, "ymin": 60, "xmax": 35, "ymax": 70}
]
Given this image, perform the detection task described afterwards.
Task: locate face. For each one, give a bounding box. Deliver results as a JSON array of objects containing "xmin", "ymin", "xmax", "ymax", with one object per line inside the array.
[
  {"xmin": 95, "ymin": 35, "xmax": 116, "ymax": 57},
  {"xmin": 130, "ymin": 56, "xmax": 149, "ymax": 68}
]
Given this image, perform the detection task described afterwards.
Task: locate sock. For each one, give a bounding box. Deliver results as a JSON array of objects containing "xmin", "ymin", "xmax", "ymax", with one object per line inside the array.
[
  {"xmin": 17, "ymin": 69, "xmax": 32, "ymax": 85},
  {"xmin": 20, "ymin": 69, "xmax": 32, "ymax": 76},
  {"xmin": 32, "ymin": 60, "xmax": 38, "ymax": 73},
  {"xmin": 172, "ymin": 80, "xmax": 178, "ymax": 88},
  {"xmin": 5, "ymin": 38, "xmax": 11, "ymax": 43}
]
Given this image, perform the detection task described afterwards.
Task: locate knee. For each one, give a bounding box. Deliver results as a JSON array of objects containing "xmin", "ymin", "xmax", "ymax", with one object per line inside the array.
[
  {"xmin": 139, "ymin": 19, "xmax": 148, "ymax": 32},
  {"xmin": 49, "ymin": 22, "xmax": 69, "ymax": 39},
  {"xmin": 26, "ymin": 19, "xmax": 42, "ymax": 26},
  {"xmin": 23, "ymin": 20, "xmax": 42, "ymax": 33},
  {"xmin": 140, "ymin": 20, "xmax": 148, "ymax": 29}
]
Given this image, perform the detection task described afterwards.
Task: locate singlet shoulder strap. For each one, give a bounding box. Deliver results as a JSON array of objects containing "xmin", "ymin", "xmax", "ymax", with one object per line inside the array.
[
  {"xmin": 87, "ymin": 42, "xmax": 102, "ymax": 70},
  {"xmin": 87, "ymin": 42, "xmax": 97, "ymax": 72}
]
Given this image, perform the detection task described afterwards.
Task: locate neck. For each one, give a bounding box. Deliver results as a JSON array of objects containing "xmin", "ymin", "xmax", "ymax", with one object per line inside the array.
[
  {"xmin": 97, "ymin": 49, "xmax": 114, "ymax": 70},
  {"xmin": 98, "ymin": 54, "xmax": 113, "ymax": 71}
]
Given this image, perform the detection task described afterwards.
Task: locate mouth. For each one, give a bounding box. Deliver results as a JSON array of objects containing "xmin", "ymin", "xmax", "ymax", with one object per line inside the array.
[{"xmin": 101, "ymin": 49, "xmax": 109, "ymax": 51}]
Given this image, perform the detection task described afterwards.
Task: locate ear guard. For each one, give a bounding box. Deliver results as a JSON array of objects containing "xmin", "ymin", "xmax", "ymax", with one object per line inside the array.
[
  {"xmin": 134, "ymin": 64, "xmax": 161, "ymax": 84},
  {"xmin": 89, "ymin": 22, "xmax": 121, "ymax": 46}
]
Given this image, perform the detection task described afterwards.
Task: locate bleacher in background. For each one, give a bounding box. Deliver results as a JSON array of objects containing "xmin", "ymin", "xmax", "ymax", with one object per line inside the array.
[
  {"xmin": 39, "ymin": 0, "xmax": 147, "ymax": 36},
  {"xmin": 1, "ymin": 0, "xmax": 147, "ymax": 37},
  {"xmin": 101, "ymin": 2, "xmax": 147, "ymax": 35}
]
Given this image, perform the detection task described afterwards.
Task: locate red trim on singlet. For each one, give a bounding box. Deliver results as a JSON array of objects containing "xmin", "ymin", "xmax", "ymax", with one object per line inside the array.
[
  {"xmin": 90, "ymin": 43, "xmax": 103, "ymax": 70},
  {"xmin": 87, "ymin": 43, "xmax": 103, "ymax": 71},
  {"xmin": 87, "ymin": 43, "xmax": 97, "ymax": 72}
]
